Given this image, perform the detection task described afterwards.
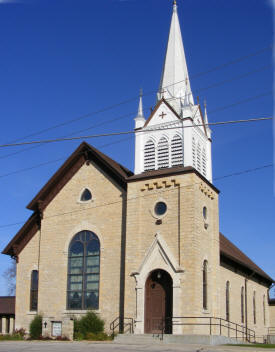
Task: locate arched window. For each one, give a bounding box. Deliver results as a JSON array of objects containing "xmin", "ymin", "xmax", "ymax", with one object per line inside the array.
[
  {"xmin": 157, "ymin": 137, "xmax": 169, "ymax": 169},
  {"xmin": 202, "ymin": 148, "xmax": 206, "ymax": 177},
  {"xmin": 203, "ymin": 260, "xmax": 208, "ymax": 310},
  {"xmin": 263, "ymin": 295, "xmax": 266, "ymax": 325},
  {"xmin": 30, "ymin": 270, "xmax": 38, "ymax": 311},
  {"xmin": 192, "ymin": 137, "xmax": 196, "ymax": 168},
  {"xmin": 144, "ymin": 139, "xmax": 156, "ymax": 171},
  {"xmin": 171, "ymin": 135, "xmax": 183, "ymax": 167},
  {"xmin": 241, "ymin": 286, "xmax": 244, "ymax": 323},
  {"xmin": 226, "ymin": 281, "xmax": 230, "ymax": 321},
  {"xmin": 80, "ymin": 188, "xmax": 92, "ymax": 202},
  {"xmin": 67, "ymin": 230, "xmax": 100, "ymax": 310},
  {"xmin": 253, "ymin": 291, "xmax": 256, "ymax": 324}
]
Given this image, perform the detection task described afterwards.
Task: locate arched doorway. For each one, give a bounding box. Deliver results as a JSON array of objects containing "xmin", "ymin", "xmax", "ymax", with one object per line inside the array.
[{"xmin": 144, "ymin": 269, "xmax": 173, "ymax": 334}]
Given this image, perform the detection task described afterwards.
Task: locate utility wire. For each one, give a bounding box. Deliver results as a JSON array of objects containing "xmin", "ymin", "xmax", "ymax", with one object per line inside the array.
[
  {"xmin": 0, "ymin": 137, "xmax": 132, "ymax": 179},
  {"xmin": 0, "ymin": 163, "xmax": 272, "ymax": 231},
  {"xmin": 3, "ymin": 45, "xmax": 271, "ymax": 145},
  {"xmin": 0, "ymin": 117, "xmax": 272, "ymax": 149},
  {"xmin": 0, "ymin": 90, "xmax": 271, "ymax": 179},
  {"xmin": 0, "ymin": 64, "xmax": 271, "ymax": 160}
]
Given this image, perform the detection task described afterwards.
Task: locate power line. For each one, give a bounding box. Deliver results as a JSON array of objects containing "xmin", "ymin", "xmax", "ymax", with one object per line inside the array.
[
  {"xmin": 3, "ymin": 45, "xmax": 271, "ymax": 145},
  {"xmin": 0, "ymin": 88, "xmax": 270, "ymax": 173},
  {"xmin": 0, "ymin": 64, "xmax": 271, "ymax": 160},
  {"xmin": 0, "ymin": 163, "xmax": 272, "ymax": 231},
  {"xmin": 166, "ymin": 64, "xmax": 271, "ymax": 103},
  {"xmin": 0, "ymin": 137, "xmax": 132, "ymax": 179},
  {"xmin": 0, "ymin": 116, "xmax": 272, "ymax": 149},
  {"xmin": 0, "ymin": 90, "xmax": 271, "ymax": 179}
]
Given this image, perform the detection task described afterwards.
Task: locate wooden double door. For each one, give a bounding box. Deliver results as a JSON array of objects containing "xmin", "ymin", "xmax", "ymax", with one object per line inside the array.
[{"xmin": 144, "ymin": 269, "xmax": 172, "ymax": 334}]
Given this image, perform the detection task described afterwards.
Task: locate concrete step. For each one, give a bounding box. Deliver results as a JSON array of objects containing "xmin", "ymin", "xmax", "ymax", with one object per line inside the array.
[
  {"xmin": 114, "ymin": 333, "xmax": 247, "ymax": 345},
  {"xmin": 114, "ymin": 334, "xmax": 163, "ymax": 344}
]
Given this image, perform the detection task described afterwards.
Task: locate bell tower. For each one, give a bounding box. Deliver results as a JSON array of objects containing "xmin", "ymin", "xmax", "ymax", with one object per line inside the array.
[{"xmin": 134, "ymin": 0, "xmax": 212, "ymax": 183}]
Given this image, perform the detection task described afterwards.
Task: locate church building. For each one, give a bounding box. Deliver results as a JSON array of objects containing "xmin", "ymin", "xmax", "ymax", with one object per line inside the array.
[{"xmin": 2, "ymin": 1, "xmax": 274, "ymax": 343}]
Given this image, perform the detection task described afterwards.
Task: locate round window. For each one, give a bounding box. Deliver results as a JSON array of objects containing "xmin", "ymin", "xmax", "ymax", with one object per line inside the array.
[
  {"xmin": 155, "ymin": 201, "xmax": 167, "ymax": 216},
  {"xmin": 203, "ymin": 206, "xmax": 207, "ymax": 220}
]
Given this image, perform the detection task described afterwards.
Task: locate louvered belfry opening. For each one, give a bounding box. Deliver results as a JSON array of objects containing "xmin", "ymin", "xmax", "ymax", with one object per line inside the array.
[
  {"xmin": 144, "ymin": 140, "xmax": 156, "ymax": 171},
  {"xmin": 171, "ymin": 134, "xmax": 183, "ymax": 167},
  {"xmin": 157, "ymin": 137, "xmax": 169, "ymax": 169}
]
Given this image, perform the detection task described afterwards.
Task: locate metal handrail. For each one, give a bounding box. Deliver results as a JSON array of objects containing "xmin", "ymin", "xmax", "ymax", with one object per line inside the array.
[
  {"xmin": 161, "ymin": 316, "xmax": 256, "ymax": 342},
  {"xmin": 110, "ymin": 316, "xmax": 134, "ymax": 336}
]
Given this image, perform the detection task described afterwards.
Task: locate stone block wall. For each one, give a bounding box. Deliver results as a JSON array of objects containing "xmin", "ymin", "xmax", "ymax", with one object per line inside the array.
[{"xmin": 15, "ymin": 161, "xmax": 126, "ymax": 336}]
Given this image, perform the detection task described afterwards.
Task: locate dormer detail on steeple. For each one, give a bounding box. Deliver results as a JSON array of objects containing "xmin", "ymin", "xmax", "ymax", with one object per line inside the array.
[{"xmin": 134, "ymin": 2, "xmax": 212, "ymax": 183}]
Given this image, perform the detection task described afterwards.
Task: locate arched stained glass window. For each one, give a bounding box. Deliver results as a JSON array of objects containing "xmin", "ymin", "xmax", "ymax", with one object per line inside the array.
[
  {"xmin": 144, "ymin": 139, "xmax": 156, "ymax": 171},
  {"xmin": 30, "ymin": 270, "xmax": 38, "ymax": 311},
  {"xmin": 226, "ymin": 281, "xmax": 230, "ymax": 321},
  {"xmin": 253, "ymin": 291, "xmax": 256, "ymax": 324},
  {"xmin": 263, "ymin": 295, "xmax": 266, "ymax": 325},
  {"xmin": 157, "ymin": 137, "xmax": 169, "ymax": 169},
  {"xmin": 203, "ymin": 260, "xmax": 208, "ymax": 310},
  {"xmin": 241, "ymin": 286, "xmax": 244, "ymax": 323},
  {"xmin": 67, "ymin": 231, "xmax": 100, "ymax": 310}
]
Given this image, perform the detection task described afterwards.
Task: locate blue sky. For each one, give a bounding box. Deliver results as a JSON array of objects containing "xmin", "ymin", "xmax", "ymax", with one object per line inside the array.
[{"xmin": 0, "ymin": 0, "xmax": 274, "ymax": 296}]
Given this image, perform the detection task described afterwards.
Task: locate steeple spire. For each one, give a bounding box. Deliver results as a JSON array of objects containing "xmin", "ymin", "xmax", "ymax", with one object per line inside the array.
[
  {"xmin": 137, "ymin": 88, "xmax": 144, "ymax": 118},
  {"xmin": 158, "ymin": 0, "xmax": 194, "ymax": 113},
  {"xmin": 134, "ymin": 89, "xmax": 145, "ymax": 129},
  {"xmin": 204, "ymin": 100, "xmax": 211, "ymax": 138}
]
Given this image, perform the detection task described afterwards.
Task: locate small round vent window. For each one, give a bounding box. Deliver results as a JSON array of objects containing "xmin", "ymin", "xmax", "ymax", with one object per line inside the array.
[
  {"xmin": 80, "ymin": 189, "xmax": 92, "ymax": 202},
  {"xmin": 154, "ymin": 201, "xmax": 167, "ymax": 216}
]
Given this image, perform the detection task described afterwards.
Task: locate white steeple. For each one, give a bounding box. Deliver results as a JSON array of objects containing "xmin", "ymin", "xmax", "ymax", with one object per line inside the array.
[
  {"xmin": 134, "ymin": 1, "xmax": 212, "ymax": 183},
  {"xmin": 158, "ymin": 0, "xmax": 194, "ymax": 115}
]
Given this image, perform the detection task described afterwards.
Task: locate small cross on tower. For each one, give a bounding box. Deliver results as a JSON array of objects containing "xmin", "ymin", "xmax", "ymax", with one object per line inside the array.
[{"xmin": 159, "ymin": 112, "xmax": 167, "ymax": 119}]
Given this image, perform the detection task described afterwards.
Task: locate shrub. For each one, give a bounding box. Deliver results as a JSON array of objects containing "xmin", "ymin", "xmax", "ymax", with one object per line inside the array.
[
  {"xmin": 86, "ymin": 332, "xmax": 111, "ymax": 341},
  {"xmin": 29, "ymin": 315, "xmax": 42, "ymax": 340},
  {"xmin": 74, "ymin": 311, "xmax": 105, "ymax": 339},
  {"xmin": 74, "ymin": 332, "xmax": 84, "ymax": 341}
]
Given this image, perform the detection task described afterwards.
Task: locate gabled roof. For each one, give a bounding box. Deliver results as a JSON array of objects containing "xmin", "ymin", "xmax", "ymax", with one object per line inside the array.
[
  {"xmin": 0, "ymin": 296, "xmax": 15, "ymax": 315},
  {"xmin": 1, "ymin": 142, "xmax": 273, "ymax": 286},
  {"xmin": 143, "ymin": 98, "xmax": 183, "ymax": 128},
  {"xmin": 220, "ymin": 233, "xmax": 274, "ymax": 284},
  {"xmin": 2, "ymin": 142, "xmax": 133, "ymax": 258},
  {"xmin": 27, "ymin": 141, "xmax": 133, "ymax": 212}
]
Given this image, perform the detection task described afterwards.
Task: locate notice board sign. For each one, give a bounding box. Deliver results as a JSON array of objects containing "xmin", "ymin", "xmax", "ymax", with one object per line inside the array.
[{"xmin": 52, "ymin": 321, "xmax": 62, "ymax": 337}]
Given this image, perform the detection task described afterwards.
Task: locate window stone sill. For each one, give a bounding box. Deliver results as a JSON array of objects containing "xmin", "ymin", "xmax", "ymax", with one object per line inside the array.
[
  {"xmin": 63, "ymin": 309, "xmax": 100, "ymax": 314},
  {"xmin": 27, "ymin": 311, "xmax": 38, "ymax": 315}
]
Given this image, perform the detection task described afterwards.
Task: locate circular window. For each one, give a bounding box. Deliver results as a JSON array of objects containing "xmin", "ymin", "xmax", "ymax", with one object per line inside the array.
[
  {"xmin": 203, "ymin": 206, "xmax": 207, "ymax": 220},
  {"xmin": 154, "ymin": 201, "xmax": 167, "ymax": 216}
]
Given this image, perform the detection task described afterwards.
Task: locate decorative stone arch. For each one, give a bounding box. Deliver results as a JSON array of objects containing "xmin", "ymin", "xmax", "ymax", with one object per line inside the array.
[
  {"xmin": 130, "ymin": 233, "xmax": 184, "ymax": 334},
  {"xmin": 64, "ymin": 222, "xmax": 103, "ymax": 255}
]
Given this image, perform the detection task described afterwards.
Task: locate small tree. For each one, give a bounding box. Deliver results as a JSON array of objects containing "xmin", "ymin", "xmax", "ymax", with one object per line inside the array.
[
  {"xmin": 29, "ymin": 315, "xmax": 42, "ymax": 339},
  {"xmin": 3, "ymin": 259, "xmax": 16, "ymax": 296}
]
